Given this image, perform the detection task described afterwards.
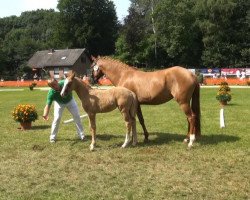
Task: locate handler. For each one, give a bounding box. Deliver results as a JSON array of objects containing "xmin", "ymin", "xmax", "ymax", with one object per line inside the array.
[{"xmin": 43, "ymin": 79, "xmax": 85, "ymax": 143}]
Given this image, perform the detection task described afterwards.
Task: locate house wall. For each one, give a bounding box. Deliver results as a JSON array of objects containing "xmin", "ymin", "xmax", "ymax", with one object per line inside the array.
[
  {"xmin": 48, "ymin": 67, "xmax": 72, "ymax": 80},
  {"xmin": 72, "ymin": 54, "xmax": 91, "ymax": 77},
  {"xmin": 47, "ymin": 53, "xmax": 91, "ymax": 80}
]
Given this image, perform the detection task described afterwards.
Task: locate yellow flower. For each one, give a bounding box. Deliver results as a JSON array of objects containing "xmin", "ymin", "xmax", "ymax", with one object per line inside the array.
[{"xmin": 12, "ymin": 104, "xmax": 38, "ymax": 123}]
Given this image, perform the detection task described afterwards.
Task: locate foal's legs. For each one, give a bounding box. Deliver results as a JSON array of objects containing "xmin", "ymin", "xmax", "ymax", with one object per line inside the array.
[
  {"xmin": 88, "ymin": 114, "xmax": 96, "ymax": 151},
  {"xmin": 137, "ymin": 104, "xmax": 149, "ymax": 142},
  {"xmin": 179, "ymin": 103, "xmax": 196, "ymax": 148},
  {"xmin": 121, "ymin": 110, "xmax": 132, "ymax": 148}
]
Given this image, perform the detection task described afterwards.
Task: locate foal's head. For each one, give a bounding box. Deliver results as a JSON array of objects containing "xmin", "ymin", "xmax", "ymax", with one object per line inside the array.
[
  {"xmin": 60, "ymin": 73, "xmax": 75, "ymax": 97},
  {"xmin": 91, "ymin": 56, "xmax": 104, "ymax": 83},
  {"xmin": 48, "ymin": 79, "xmax": 60, "ymax": 91}
]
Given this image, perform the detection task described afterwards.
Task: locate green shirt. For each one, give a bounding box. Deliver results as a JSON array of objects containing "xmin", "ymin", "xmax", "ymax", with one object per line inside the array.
[{"xmin": 46, "ymin": 80, "xmax": 72, "ymax": 106}]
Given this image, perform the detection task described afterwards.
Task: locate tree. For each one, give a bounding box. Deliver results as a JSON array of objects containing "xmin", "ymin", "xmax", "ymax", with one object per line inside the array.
[
  {"xmin": 57, "ymin": 0, "xmax": 118, "ymax": 55},
  {"xmin": 0, "ymin": 9, "xmax": 59, "ymax": 77},
  {"xmin": 17, "ymin": 9, "xmax": 59, "ymax": 48},
  {"xmin": 116, "ymin": 0, "xmax": 203, "ymax": 68},
  {"xmin": 153, "ymin": 0, "xmax": 203, "ymax": 67},
  {"xmin": 115, "ymin": 0, "xmax": 160, "ymax": 67},
  {"xmin": 194, "ymin": 0, "xmax": 249, "ymax": 67}
]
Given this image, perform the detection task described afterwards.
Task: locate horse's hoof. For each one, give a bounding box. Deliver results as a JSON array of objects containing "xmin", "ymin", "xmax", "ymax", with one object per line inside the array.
[
  {"xmin": 143, "ymin": 138, "xmax": 149, "ymax": 143},
  {"xmin": 183, "ymin": 138, "xmax": 189, "ymax": 143},
  {"xmin": 121, "ymin": 143, "xmax": 128, "ymax": 148},
  {"xmin": 132, "ymin": 142, "xmax": 137, "ymax": 146},
  {"xmin": 89, "ymin": 144, "xmax": 95, "ymax": 151}
]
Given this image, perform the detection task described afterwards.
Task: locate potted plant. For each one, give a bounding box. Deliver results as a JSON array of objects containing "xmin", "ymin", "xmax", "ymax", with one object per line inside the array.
[
  {"xmin": 12, "ymin": 104, "xmax": 38, "ymax": 130},
  {"xmin": 216, "ymin": 81, "xmax": 232, "ymax": 105}
]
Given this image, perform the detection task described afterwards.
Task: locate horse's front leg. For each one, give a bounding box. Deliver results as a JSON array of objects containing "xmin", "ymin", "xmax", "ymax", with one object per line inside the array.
[
  {"xmin": 88, "ymin": 114, "xmax": 96, "ymax": 151},
  {"xmin": 137, "ymin": 104, "xmax": 149, "ymax": 142},
  {"xmin": 121, "ymin": 111, "xmax": 132, "ymax": 148},
  {"xmin": 122, "ymin": 129, "xmax": 130, "ymax": 148}
]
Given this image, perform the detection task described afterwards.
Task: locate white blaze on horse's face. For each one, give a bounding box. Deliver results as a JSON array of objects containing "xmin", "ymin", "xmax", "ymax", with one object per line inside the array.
[
  {"xmin": 60, "ymin": 79, "xmax": 69, "ymax": 97},
  {"xmin": 93, "ymin": 64, "xmax": 103, "ymax": 82},
  {"xmin": 93, "ymin": 65, "xmax": 99, "ymax": 71}
]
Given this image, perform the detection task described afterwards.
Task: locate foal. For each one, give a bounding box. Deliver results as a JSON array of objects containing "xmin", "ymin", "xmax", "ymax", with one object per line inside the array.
[{"xmin": 60, "ymin": 73, "xmax": 137, "ymax": 151}]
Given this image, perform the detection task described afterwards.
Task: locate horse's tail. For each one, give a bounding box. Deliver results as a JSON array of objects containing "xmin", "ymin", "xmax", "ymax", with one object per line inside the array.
[{"xmin": 192, "ymin": 82, "xmax": 201, "ymax": 137}]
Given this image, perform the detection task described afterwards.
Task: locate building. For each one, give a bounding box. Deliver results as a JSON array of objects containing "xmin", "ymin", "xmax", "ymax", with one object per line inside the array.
[{"xmin": 27, "ymin": 48, "xmax": 91, "ymax": 80}]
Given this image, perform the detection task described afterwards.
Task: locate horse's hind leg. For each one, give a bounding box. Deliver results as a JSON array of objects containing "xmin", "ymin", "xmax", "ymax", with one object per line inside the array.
[
  {"xmin": 131, "ymin": 118, "xmax": 137, "ymax": 146},
  {"xmin": 179, "ymin": 103, "xmax": 196, "ymax": 148},
  {"xmin": 88, "ymin": 114, "xmax": 96, "ymax": 151},
  {"xmin": 183, "ymin": 120, "xmax": 190, "ymax": 143},
  {"xmin": 137, "ymin": 104, "xmax": 149, "ymax": 142}
]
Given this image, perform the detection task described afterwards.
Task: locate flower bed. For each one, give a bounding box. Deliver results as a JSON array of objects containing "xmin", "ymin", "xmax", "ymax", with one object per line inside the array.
[
  {"xmin": 0, "ymin": 80, "xmax": 48, "ymax": 87},
  {"xmin": 98, "ymin": 78, "xmax": 112, "ymax": 86},
  {"xmin": 0, "ymin": 79, "xmax": 112, "ymax": 87},
  {"xmin": 204, "ymin": 78, "xmax": 249, "ymax": 85}
]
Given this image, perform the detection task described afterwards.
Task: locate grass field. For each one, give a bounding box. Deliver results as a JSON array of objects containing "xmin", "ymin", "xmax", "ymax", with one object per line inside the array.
[{"xmin": 0, "ymin": 87, "xmax": 249, "ymax": 200}]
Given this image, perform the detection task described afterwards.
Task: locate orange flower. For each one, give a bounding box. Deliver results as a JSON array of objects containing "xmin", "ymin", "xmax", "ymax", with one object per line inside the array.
[{"xmin": 12, "ymin": 104, "xmax": 38, "ymax": 123}]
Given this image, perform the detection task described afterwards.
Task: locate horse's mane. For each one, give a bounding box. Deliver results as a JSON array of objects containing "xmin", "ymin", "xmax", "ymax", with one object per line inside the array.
[{"xmin": 100, "ymin": 56, "xmax": 138, "ymax": 71}]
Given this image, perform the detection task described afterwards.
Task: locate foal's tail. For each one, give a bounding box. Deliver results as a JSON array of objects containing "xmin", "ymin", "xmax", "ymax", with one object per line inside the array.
[{"xmin": 191, "ymin": 82, "xmax": 201, "ymax": 137}]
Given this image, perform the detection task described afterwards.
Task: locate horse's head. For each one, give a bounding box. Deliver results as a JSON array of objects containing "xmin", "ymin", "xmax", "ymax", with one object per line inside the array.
[
  {"xmin": 91, "ymin": 56, "xmax": 104, "ymax": 83},
  {"xmin": 48, "ymin": 79, "xmax": 60, "ymax": 91},
  {"xmin": 60, "ymin": 72, "xmax": 75, "ymax": 97}
]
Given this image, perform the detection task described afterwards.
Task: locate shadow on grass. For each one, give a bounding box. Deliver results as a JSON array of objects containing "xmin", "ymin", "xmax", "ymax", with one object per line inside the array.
[
  {"xmin": 48, "ymin": 132, "xmax": 240, "ymax": 148},
  {"xmin": 59, "ymin": 134, "xmax": 124, "ymax": 146},
  {"xmin": 198, "ymin": 134, "xmax": 240, "ymax": 145},
  {"xmin": 137, "ymin": 132, "xmax": 240, "ymax": 146},
  {"xmin": 225, "ymin": 103, "xmax": 238, "ymax": 106},
  {"xmin": 138, "ymin": 132, "xmax": 184, "ymax": 146},
  {"xmin": 96, "ymin": 133, "xmax": 123, "ymax": 141},
  {"xmin": 31, "ymin": 125, "xmax": 50, "ymax": 130}
]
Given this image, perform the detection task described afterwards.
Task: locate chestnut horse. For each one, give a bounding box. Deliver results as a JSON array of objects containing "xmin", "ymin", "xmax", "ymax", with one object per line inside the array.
[
  {"xmin": 61, "ymin": 73, "xmax": 138, "ymax": 151},
  {"xmin": 91, "ymin": 56, "xmax": 201, "ymax": 148}
]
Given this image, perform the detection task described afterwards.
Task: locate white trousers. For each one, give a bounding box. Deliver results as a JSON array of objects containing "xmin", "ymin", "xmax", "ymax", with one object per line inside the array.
[{"xmin": 50, "ymin": 98, "xmax": 84, "ymax": 141}]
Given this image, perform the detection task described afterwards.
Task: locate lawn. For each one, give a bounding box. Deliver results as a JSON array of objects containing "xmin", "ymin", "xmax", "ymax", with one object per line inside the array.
[{"xmin": 0, "ymin": 87, "xmax": 249, "ymax": 200}]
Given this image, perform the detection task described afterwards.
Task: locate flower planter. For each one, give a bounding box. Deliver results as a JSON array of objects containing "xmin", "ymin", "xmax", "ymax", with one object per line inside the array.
[
  {"xmin": 20, "ymin": 122, "xmax": 32, "ymax": 130},
  {"xmin": 216, "ymin": 82, "xmax": 231, "ymax": 105},
  {"xmin": 12, "ymin": 104, "xmax": 38, "ymax": 128},
  {"xmin": 220, "ymin": 101, "xmax": 227, "ymax": 106}
]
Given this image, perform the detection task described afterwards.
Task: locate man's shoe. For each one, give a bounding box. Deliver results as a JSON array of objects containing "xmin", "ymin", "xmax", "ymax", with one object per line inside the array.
[
  {"xmin": 80, "ymin": 136, "xmax": 86, "ymax": 141},
  {"xmin": 50, "ymin": 139, "xmax": 56, "ymax": 143}
]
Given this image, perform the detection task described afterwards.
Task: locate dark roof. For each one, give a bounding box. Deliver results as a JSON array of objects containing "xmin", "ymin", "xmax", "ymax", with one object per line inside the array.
[{"xmin": 28, "ymin": 48, "xmax": 86, "ymax": 68}]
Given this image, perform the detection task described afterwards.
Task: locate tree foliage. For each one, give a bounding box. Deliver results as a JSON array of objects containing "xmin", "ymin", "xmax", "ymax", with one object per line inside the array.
[
  {"xmin": 194, "ymin": 0, "xmax": 249, "ymax": 67},
  {"xmin": 0, "ymin": 10, "xmax": 58, "ymax": 78},
  {"xmin": 117, "ymin": 0, "xmax": 249, "ymax": 68},
  {"xmin": 0, "ymin": 0, "xmax": 249, "ymax": 79},
  {"xmin": 57, "ymin": 0, "xmax": 118, "ymax": 55}
]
